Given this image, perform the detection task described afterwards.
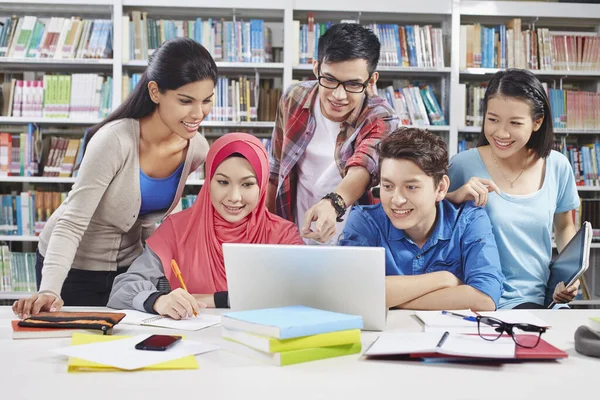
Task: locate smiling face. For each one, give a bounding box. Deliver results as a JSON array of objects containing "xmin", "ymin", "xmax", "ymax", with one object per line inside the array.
[
  {"xmin": 312, "ymin": 59, "xmax": 377, "ymax": 122},
  {"xmin": 210, "ymin": 156, "xmax": 260, "ymax": 223},
  {"xmin": 379, "ymin": 158, "xmax": 448, "ymax": 245},
  {"xmin": 151, "ymin": 79, "xmax": 215, "ymax": 140},
  {"xmin": 484, "ymin": 96, "xmax": 543, "ymax": 160}
]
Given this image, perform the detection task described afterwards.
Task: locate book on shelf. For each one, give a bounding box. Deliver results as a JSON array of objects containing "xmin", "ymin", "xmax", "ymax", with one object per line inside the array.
[
  {"xmin": 0, "ymin": 128, "xmax": 37, "ymax": 177},
  {"xmin": 0, "ymin": 73, "xmax": 112, "ymax": 119},
  {"xmin": 0, "ymin": 190, "xmax": 67, "ymax": 236},
  {"xmin": 377, "ymin": 82, "xmax": 446, "ymax": 127},
  {"xmin": 0, "ymin": 247, "xmax": 36, "ymax": 293},
  {"xmin": 459, "ymin": 19, "xmax": 600, "ymax": 71},
  {"xmin": 0, "ymin": 130, "xmax": 86, "ymax": 178},
  {"xmin": 122, "ymin": 12, "xmax": 274, "ymax": 63},
  {"xmin": 123, "ymin": 74, "xmax": 281, "ymax": 124},
  {"xmin": 294, "ymin": 16, "xmax": 445, "ymax": 68},
  {"xmin": 459, "ymin": 83, "xmax": 600, "ymax": 131},
  {"xmin": 0, "ymin": 16, "xmax": 112, "ymax": 59}
]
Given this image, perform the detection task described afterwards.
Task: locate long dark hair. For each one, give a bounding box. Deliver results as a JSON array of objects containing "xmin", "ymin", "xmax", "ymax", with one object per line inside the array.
[
  {"xmin": 80, "ymin": 37, "xmax": 218, "ymax": 161},
  {"xmin": 477, "ymin": 68, "xmax": 553, "ymax": 158}
]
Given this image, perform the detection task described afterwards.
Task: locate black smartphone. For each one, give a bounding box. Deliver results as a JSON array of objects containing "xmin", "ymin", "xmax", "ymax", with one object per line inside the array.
[{"xmin": 135, "ymin": 335, "xmax": 182, "ymax": 351}]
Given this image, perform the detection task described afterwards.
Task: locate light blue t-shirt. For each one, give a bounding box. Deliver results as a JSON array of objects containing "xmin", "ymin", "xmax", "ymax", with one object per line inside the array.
[{"xmin": 448, "ymin": 149, "xmax": 580, "ymax": 309}]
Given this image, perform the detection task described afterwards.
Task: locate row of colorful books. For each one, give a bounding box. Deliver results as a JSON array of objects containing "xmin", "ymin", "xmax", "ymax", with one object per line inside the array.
[
  {"xmin": 123, "ymin": 74, "xmax": 282, "ymax": 123},
  {"xmin": 1, "ymin": 74, "xmax": 112, "ymax": 119},
  {"xmin": 377, "ymin": 84, "xmax": 446, "ymax": 127},
  {"xmin": 460, "ymin": 19, "xmax": 600, "ymax": 71},
  {"xmin": 557, "ymin": 143, "xmax": 600, "ymax": 187},
  {"xmin": 0, "ymin": 247, "xmax": 36, "ymax": 293},
  {"xmin": 0, "ymin": 191, "xmax": 67, "ymax": 236},
  {"xmin": 549, "ymin": 89, "xmax": 600, "ymax": 131},
  {"xmin": 0, "ymin": 129, "xmax": 37, "ymax": 177},
  {"xmin": 457, "ymin": 82, "xmax": 600, "ymax": 130},
  {"xmin": 0, "ymin": 130, "xmax": 88, "ymax": 178},
  {"xmin": 123, "ymin": 12, "xmax": 272, "ymax": 63},
  {"xmin": 0, "ymin": 16, "xmax": 112, "ymax": 59},
  {"xmin": 295, "ymin": 17, "xmax": 445, "ymax": 68}
]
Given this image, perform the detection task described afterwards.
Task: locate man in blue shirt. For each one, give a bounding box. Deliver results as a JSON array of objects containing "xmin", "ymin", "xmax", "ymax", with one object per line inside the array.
[{"xmin": 339, "ymin": 127, "xmax": 504, "ymax": 310}]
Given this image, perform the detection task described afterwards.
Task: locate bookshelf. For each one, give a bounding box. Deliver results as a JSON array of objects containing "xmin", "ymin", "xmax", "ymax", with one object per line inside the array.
[{"xmin": 1, "ymin": 0, "xmax": 600, "ymax": 304}]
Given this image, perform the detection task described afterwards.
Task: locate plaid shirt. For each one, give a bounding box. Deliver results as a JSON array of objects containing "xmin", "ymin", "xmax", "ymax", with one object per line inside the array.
[{"xmin": 269, "ymin": 80, "xmax": 399, "ymax": 222}]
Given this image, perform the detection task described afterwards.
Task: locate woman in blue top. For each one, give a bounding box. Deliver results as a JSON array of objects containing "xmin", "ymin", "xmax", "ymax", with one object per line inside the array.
[
  {"xmin": 13, "ymin": 37, "xmax": 216, "ymax": 317},
  {"xmin": 447, "ymin": 69, "xmax": 580, "ymax": 309}
]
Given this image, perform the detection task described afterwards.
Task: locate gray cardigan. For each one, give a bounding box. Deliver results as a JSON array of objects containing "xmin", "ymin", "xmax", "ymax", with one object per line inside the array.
[
  {"xmin": 38, "ymin": 118, "xmax": 209, "ymax": 297},
  {"xmin": 107, "ymin": 246, "xmax": 168, "ymax": 312}
]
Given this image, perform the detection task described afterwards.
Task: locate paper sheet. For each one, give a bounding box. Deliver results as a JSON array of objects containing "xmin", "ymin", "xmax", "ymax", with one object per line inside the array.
[
  {"xmin": 121, "ymin": 310, "xmax": 221, "ymax": 331},
  {"xmin": 51, "ymin": 334, "xmax": 219, "ymax": 370}
]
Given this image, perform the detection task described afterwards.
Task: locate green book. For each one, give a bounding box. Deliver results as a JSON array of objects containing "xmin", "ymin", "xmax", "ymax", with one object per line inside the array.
[
  {"xmin": 222, "ymin": 327, "xmax": 361, "ymax": 353},
  {"xmin": 222, "ymin": 338, "xmax": 361, "ymax": 366}
]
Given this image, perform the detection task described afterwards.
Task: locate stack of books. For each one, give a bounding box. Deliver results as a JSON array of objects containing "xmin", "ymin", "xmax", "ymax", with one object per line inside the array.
[{"xmin": 221, "ymin": 305, "xmax": 363, "ymax": 366}]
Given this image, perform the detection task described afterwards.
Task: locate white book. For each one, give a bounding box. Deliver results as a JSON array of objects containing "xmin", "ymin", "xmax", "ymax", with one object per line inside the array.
[
  {"xmin": 121, "ymin": 16, "xmax": 130, "ymax": 62},
  {"xmin": 53, "ymin": 18, "xmax": 72, "ymax": 59}
]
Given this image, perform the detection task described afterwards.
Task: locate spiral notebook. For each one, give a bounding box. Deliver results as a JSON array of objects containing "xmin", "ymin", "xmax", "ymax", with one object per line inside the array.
[{"xmin": 121, "ymin": 310, "xmax": 221, "ymax": 331}]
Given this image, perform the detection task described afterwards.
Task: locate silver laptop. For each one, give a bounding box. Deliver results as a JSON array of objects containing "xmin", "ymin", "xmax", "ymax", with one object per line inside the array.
[
  {"xmin": 223, "ymin": 244, "xmax": 387, "ymax": 331},
  {"xmin": 545, "ymin": 221, "xmax": 592, "ymax": 308}
]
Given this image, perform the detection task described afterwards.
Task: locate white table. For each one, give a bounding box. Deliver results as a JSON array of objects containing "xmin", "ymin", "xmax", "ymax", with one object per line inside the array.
[{"xmin": 1, "ymin": 307, "xmax": 599, "ymax": 400}]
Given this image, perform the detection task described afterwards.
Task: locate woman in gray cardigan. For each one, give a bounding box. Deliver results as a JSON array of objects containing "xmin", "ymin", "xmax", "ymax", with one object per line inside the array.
[{"xmin": 13, "ymin": 37, "xmax": 216, "ymax": 317}]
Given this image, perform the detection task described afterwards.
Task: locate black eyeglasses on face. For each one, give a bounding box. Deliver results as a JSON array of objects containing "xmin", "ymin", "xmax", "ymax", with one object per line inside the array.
[
  {"xmin": 317, "ymin": 69, "xmax": 371, "ymax": 94},
  {"xmin": 477, "ymin": 316, "xmax": 547, "ymax": 348}
]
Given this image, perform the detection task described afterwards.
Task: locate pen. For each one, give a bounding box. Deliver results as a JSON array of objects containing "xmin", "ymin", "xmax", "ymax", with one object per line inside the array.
[
  {"xmin": 171, "ymin": 259, "xmax": 198, "ymax": 317},
  {"xmin": 436, "ymin": 331, "xmax": 450, "ymax": 348},
  {"xmin": 441, "ymin": 310, "xmax": 477, "ymax": 322}
]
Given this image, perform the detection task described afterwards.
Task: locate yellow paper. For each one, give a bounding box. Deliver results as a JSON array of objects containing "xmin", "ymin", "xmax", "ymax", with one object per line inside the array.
[{"xmin": 67, "ymin": 333, "xmax": 199, "ymax": 372}]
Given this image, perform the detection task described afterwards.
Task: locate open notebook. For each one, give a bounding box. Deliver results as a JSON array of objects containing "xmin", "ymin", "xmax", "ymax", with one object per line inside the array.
[
  {"xmin": 364, "ymin": 332, "xmax": 516, "ymax": 359},
  {"xmin": 121, "ymin": 310, "xmax": 221, "ymax": 331},
  {"xmin": 415, "ymin": 310, "xmax": 551, "ymax": 333}
]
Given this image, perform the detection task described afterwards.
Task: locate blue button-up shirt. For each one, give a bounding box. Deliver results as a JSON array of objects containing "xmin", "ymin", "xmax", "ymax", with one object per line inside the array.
[{"xmin": 339, "ymin": 200, "xmax": 504, "ymax": 307}]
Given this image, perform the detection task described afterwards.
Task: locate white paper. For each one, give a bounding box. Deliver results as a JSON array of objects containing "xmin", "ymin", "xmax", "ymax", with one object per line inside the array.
[
  {"xmin": 51, "ymin": 334, "xmax": 220, "ymax": 370},
  {"xmin": 478, "ymin": 310, "xmax": 551, "ymax": 328},
  {"xmin": 121, "ymin": 310, "xmax": 221, "ymax": 331},
  {"xmin": 364, "ymin": 332, "xmax": 515, "ymax": 359},
  {"xmin": 440, "ymin": 334, "xmax": 515, "ymax": 358},
  {"xmin": 364, "ymin": 332, "xmax": 441, "ymax": 356},
  {"xmin": 415, "ymin": 310, "xmax": 478, "ymax": 328}
]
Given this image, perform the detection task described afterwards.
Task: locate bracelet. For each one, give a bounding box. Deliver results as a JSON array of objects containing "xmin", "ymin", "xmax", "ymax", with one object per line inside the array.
[{"xmin": 322, "ymin": 192, "xmax": 347, "ymax": 222}]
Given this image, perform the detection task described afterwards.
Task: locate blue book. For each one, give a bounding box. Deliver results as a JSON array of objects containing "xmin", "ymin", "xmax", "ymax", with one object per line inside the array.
[{"xmin": 222, "ymin": 306, "xmax": 364, "ymax": 339}]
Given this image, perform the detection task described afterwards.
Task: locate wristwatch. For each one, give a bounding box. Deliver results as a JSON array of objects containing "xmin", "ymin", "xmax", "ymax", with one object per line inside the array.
[{"xmin": 322, "ymin": 192, "xmax": 347, "ymax": 222}]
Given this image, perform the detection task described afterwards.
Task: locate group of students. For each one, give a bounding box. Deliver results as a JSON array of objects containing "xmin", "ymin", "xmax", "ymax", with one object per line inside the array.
[{"xmin": 12, "ymin": 23, "xmax": 580, "ymax": 321}]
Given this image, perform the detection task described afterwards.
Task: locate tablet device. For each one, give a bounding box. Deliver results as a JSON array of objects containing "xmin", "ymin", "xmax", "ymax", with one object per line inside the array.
[{"xmin": 545, "ymin": 221, "xmax": 592, "ymax": 308}]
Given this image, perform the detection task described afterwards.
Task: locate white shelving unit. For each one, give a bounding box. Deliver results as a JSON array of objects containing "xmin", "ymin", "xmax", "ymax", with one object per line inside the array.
[
  {"xmin": 0, "ymin": 236, "xmax": 40, "ymax": 242},
  {"xmin": 1, "ymin": 0, "xmax": 600, "ymax": 304},
  {"xmin": 0, "ymin": 292, "xmax": 35, "ymax": 300}
]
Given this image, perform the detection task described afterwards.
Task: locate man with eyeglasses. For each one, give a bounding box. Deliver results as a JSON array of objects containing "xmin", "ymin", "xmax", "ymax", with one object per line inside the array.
[{"xmin": 267, "ymin": 23, "xmax": 399, "ymax": 245}]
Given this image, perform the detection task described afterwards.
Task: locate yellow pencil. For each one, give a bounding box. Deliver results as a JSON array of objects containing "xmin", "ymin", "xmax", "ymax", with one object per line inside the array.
[{"xmin": 171, "ymin": 259, "xmax": 197, "ymax": 317}]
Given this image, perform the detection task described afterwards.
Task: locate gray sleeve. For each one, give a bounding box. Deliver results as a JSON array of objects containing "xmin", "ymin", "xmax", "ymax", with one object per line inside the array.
[{"xmin": 107, "ymin": 246, "xmax": 167, "ymax": 311}]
